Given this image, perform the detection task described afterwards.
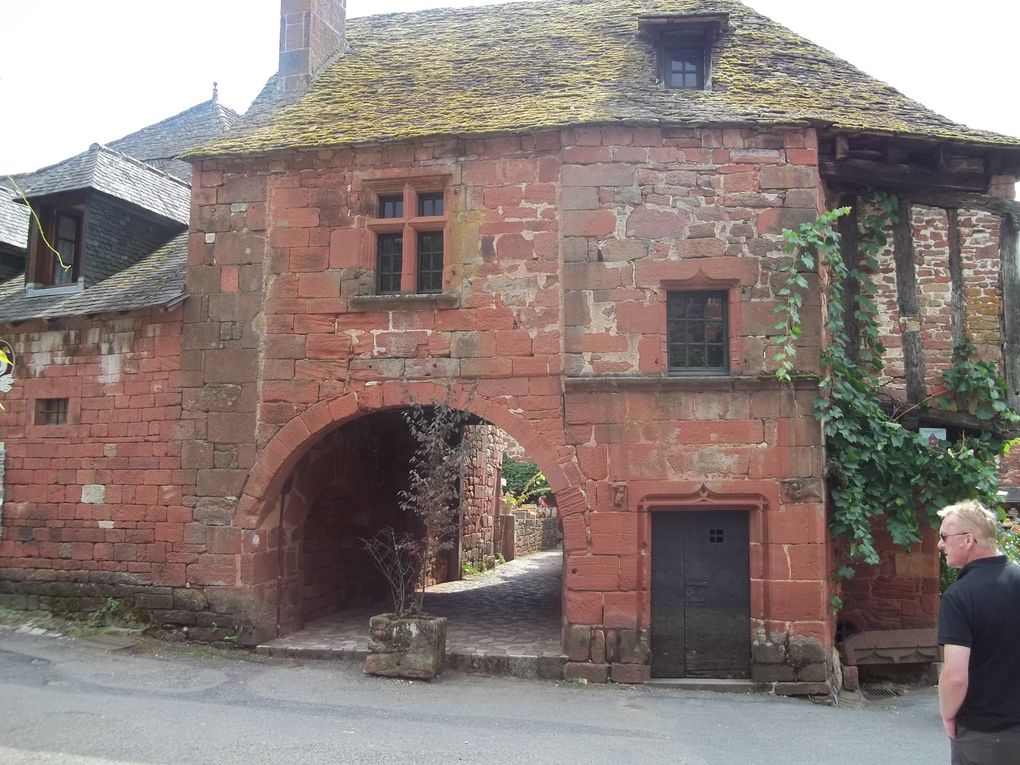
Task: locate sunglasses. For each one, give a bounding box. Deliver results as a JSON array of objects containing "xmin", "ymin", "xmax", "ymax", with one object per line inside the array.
[{"xmin": 939, "ymin": 532, "xmax": 970, "ymax": 541}]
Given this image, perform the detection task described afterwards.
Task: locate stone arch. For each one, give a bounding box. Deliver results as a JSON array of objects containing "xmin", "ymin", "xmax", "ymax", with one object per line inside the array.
[{"xmin": 234, "ymin": 379, "xmax": 582, "ymax": 541}]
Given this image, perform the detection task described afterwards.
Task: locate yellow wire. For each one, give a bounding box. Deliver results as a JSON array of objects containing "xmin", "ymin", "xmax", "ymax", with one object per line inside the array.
[{"xmin": 4, "ymin": 174, "xmax": 72, "ymax": 272}]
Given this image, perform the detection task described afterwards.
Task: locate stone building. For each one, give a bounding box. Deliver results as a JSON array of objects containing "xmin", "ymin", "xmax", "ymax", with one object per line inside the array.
[{"xmin": 1, "ymin": 0, "xmax": 1018, "ymax": 691}]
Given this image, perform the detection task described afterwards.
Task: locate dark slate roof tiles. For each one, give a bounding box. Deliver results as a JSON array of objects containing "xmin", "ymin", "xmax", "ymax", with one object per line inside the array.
[
  {"xmin": 14, "ymin": 145, "xmax": 190, "ymax": 225},
  {"xmin": 0, "ymin": 232, "xmax": 187, "ymax": 323},
  {"xmin": 107, "ymin": 97, "xmax": 241, "ymax": 181},
  {"xmin": 190, "ymin": 0, "xmax": 1020, "ymax": 158},
  {"xmin": 0, "ymin": 182, "xmax": 29, "ymax": 250}
]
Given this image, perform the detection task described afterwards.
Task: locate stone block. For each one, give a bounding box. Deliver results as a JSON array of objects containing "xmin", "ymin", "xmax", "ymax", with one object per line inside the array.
[
  {"xmin": 610, "ymin": 662, "xmax": 650, "ymax": 684},
  {"xmin": 752, "ymin": 639, "xmax": 788, "ymax": 664},
  {"xmin": 770, "ymin": 681, "xmax": 832, "ymax": 697},
  {"xmin": 81, "ymin": 485, "xmax": 106, "ymax": 504},
  {"xmin": 753, "ymin": 663, "xmax": 796, "ymax": 682},
  {"xmin": 563, "ymin": 662, "xmax": 609, "ymax": 683},
  {"xmin": 841, "ymin": 664, "xmax": 860, "ymax": 691},
  {"xmin": 566, "ymin": 624, "xmax": 592, "ymax": 661},
  {"xmin": 788, "ymin": 635, "xmax": 827, "ymax": 667},
  {"xmin": 618, "ymin": 628, "xmax": 650, "ymax": 664},
  {"xmin": 795, "ymin": 663, "xmax": 829, "ymax": 682},
  {"xmin": 365, "ymin": 614, "xmax": 447, "ymax": 680}
]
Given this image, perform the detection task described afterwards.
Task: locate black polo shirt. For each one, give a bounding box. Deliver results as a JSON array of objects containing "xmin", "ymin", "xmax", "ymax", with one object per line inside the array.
[{"xmin": 938, "ymin": 555, "xmax": 1020, "ymax": 732}]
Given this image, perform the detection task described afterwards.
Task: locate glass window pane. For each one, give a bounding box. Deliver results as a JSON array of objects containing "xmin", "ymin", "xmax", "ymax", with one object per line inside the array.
[
  {"xmin": 418, "ymin": 192, "xmax": 444, "ymax": 217},
  {"xmin": 377, "ymin": 233, "xmax": 403, "ymax": 293},
  {"xmin": 379, "ymin": 195, "xmax": 403, "ymax": 218},
  {"xmin": 667, "ymin": 291, "xmax": 728, "ymax": 373},
  {"xmin": 417, "ymin": 231, "xmax": 443, "ymax": 293}
]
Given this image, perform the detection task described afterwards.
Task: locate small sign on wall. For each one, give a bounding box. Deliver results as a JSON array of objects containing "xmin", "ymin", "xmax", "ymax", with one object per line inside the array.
[{"xmin": 919, "ymin": 427, "xmax": 948, "ymax": 447}]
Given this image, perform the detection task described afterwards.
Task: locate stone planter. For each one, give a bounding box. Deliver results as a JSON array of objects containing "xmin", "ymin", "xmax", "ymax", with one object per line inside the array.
[{"xmin": 365, "ymin": 613, "xmax": 447, "ymax": 679}]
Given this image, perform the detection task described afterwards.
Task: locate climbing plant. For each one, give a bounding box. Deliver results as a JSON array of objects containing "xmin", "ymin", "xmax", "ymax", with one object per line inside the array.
[{"xmin": 772, "ymin": 197, "xmax": 1017, "ymax": 607}]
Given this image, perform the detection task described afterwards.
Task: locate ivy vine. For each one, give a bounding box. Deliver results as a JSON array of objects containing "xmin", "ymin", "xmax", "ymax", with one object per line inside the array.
[{"xmin": 772, "ymin": 196, "xmax": 1018, "ymax": 608}]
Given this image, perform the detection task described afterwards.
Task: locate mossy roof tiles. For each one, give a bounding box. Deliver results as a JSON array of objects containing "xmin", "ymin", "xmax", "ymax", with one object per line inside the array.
[{"xmin": 191, "ymin": 0, "xmax": 1020, "ymax": 159}]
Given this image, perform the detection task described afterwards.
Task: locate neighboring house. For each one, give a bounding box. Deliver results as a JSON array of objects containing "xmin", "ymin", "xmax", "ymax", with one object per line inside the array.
[
  {"xmin": 0, "ymin": 181, "xmax": 28, "ymax": 282},
  {"xmin": 1, "ymin": 0, "xmax": 1018, "ymax": 691}
]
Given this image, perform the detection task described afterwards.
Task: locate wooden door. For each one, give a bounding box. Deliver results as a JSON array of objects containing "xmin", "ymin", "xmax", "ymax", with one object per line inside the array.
[{"xmin": 651, "ymin": 510, "xmax": 750, "ymax": 678}]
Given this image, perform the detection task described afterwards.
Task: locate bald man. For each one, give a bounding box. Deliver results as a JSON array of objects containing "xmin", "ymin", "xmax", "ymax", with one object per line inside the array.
[{"xmin": 937, "ymin": 500, "xmax": 1020, "ymax": 764}]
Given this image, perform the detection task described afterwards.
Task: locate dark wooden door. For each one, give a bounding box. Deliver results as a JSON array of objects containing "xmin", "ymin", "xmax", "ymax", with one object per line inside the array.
[{"xmin": 651, "ymin": 510, "xmax": 750, "ymax": 678}]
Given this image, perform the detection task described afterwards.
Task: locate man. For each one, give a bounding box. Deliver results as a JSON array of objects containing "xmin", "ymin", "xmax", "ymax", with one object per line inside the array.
[{"xmin": 937, "ymin": 500, "xmax": 1020, "ymax": 764}]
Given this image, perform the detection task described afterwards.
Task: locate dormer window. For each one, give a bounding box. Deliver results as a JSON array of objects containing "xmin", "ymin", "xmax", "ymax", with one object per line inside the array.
[
  {"xmin": 639, "ymin": 13, "xmax": 728, "ymax": 91},
  {"xmin": 28, "ymin": 203, "xmax": 84, "ymax": 290},
  {"xmin": 667, "ymin": 47, "xmax": 705, "ymax": 90}
]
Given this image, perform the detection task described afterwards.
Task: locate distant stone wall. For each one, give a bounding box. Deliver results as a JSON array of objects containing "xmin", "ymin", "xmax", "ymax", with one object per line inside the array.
[{"xmin": 514, "ymin": 516, "xmax": 559, "ymax": 557}]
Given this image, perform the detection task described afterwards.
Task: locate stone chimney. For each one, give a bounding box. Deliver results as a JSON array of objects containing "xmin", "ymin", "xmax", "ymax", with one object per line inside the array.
[{"xmin": 279, "ymin": 0, "xmax": 346, "ymax": 93}]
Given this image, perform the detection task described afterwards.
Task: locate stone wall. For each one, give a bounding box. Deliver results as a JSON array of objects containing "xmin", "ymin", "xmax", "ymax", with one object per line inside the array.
[
  {"xmin": 513, "ymin": 515, "xmax": 559, "ymax": 557},
  {"xmin": 460, "ymin": 423, "xmax": 505, "ymax": 571},
  {"xmin": 0, "ymin": 309, "xmax": 191, "ymax": 620},
  {"xmin": 4, "ymin": 119, "xmax": 1014, "ymax": 689}
]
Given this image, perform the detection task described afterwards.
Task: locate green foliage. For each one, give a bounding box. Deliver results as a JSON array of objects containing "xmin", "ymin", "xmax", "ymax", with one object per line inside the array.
[
  {"xmin": 939, "ymin": 340, "xmax": 1020, "ymax": 424},
  {"xmin": 771, "ymin": 208, "xmax": 849, "ymax": 381},
  {"xmin": 501, "ymin": 458, "xmax": 550, "ymax": 506},
  {"xmin": 775, "ymin": 199, "xmax": 1016, "ymax": 592},
  {"xmin": 86, "ymin": 597, "xmax": 147, "ymax": 629}
]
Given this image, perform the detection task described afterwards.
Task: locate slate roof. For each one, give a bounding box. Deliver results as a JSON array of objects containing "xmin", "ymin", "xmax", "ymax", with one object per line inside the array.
[
  {"xmin": 0, "ymin": 233, "xmax": 187, "ymax": 323},
  {"xmin": 107, "ymin": 97, "xmax": 240, "ymax": 181},
  {"xmin": 13, "ymin": 144, "xmax": 191, "ymax": 225},
  {"xmin": 191, "ymin": 0, "xmax": 1020, "ymax": 158},
  {"xmin": 0, "ymin": 182, "xmax": 29, "ymax": 251}
]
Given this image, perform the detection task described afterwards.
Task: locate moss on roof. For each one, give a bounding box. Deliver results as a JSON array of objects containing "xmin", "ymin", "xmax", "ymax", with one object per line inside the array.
[{"xmin": 191, "ymin": 0, "xmax": 1020, "ymax": 158}]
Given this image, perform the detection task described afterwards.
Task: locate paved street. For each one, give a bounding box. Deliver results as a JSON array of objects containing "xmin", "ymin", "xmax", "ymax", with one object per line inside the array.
[
  {"xmin": 0, "ymin": 627, "xmax": 947, "ymax": 764},
  {"xmin": 260, "ymin": 549, "xmax": 563, "ymax": 670}
]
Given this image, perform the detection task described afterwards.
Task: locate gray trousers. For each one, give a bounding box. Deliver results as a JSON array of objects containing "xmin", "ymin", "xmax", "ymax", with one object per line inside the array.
[{"xmin": 951, "ymin": 723, "xmax": 1020, "ymax": 765}]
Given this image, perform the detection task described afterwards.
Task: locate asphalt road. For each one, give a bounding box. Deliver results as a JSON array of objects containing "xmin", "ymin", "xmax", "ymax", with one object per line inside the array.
[{"xmin": 0, "ymin": 627, "xmax": 947, "ymax": 765}]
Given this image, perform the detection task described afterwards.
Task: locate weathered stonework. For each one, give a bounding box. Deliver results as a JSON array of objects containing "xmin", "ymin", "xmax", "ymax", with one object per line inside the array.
[{"xmin": 0, "ymin": 118, "xmax": 1014, "ymax": 693}]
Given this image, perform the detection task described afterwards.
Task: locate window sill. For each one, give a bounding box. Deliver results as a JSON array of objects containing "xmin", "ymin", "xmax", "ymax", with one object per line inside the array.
[
  {"xmin": 564, "ymin": 374, "xmax": 819, "ymax": 393},
  {"xmin": 348, "ymin": 292, "xmax": 460, "ymax": 311},
  {"xmin": 25, "ymin": 281, "xmax": 84, "ymax": 297}
]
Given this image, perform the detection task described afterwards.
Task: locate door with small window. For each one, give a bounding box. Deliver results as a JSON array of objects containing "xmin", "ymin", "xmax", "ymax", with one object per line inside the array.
[{"xmin": 651, "ymin": 510, "xmax": 750, "ymax": 678}]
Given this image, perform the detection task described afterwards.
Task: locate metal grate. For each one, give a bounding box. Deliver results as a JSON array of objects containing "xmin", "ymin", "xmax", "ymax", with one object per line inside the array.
[{"xmin": 862, "ymin": 686, "xmax": 902, "ymax": 699}]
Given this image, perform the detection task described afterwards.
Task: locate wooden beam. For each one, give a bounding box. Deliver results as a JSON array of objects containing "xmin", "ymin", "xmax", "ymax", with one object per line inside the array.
[
  {"xmin": 837, "ymin": 197, "xmax": 861, "ymax": 363},
  {"xmin": 893, "ymin": 198, "xmax": 926, "ymax": 404},
  {"xmin": 946, "ymin": 209, "xmax": 967, "ymax": 360},
  {"xmin": 826, "ymin": 185, "xmax": 1020, "ymax": 222},
  {"xmin": 835, "ymin": 135, "xmax": 849, "ymax": 160},
  {"xmin": 819, "ymin": 157, "xmax": 990, "ymax": 193},
  {"xmin": 1001, "ymin": 213, "xmax": 1020, "ymax": 412}
]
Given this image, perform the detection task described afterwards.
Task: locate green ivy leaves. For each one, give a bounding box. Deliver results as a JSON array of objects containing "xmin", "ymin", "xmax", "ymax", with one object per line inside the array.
[{"xmin": 772, "ymin": 198, "xmax": 1017, "ymax": 596}]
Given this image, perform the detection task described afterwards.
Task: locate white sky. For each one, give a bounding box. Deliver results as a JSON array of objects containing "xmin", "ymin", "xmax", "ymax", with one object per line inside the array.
[{"xmin": 0, "ymin": 1, "xmax": 1017, "ymax": 175}]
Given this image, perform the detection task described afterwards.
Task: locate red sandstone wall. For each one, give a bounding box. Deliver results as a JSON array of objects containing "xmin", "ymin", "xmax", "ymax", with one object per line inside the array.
[
  {"xmin": 0, "ymin": 310, "xmax": 196, "ymax": 614},
  {"xmin": 183, "ymin": 124, "xmax": 836, "ymax": 683}
]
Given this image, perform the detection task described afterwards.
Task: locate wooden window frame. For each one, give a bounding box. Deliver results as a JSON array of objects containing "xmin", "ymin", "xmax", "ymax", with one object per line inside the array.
[
  {"xmin": 35, "ymin": 397, "xmax": 69, "ymax": 426},
  {"xmin": 667, "ymin": 290, "xmax": 729, "ymax": 375},
  {"xmin": 366, "ymin": 181, "xmax": 449, "ymax": 296},
  {"xmin": 665, "ymin": 45, "xmax": 706, "ymax": 89},
  {"xmin": 27, "ymin": 201, "xmax": 85, "ymax": 290}
]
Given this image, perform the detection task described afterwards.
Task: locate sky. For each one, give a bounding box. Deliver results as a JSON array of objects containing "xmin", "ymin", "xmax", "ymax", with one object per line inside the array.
[{"xmin": 0, "ymin": 0, "xmax": 1017, "ymax": 175}]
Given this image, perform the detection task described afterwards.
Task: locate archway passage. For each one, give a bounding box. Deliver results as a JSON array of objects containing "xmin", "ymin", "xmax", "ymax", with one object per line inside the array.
[{"xmin": 265, "ymin": 406, "xmax": 564, "ymax": 671}]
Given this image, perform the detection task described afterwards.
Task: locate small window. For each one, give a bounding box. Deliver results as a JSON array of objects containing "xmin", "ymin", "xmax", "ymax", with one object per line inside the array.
[
  {"xmin": 667, "ymin": 47, "xmax": 704, "ymax": 89},
  {"xmin": 29, "ymin": 206, "xmax": 83, "ymax": 288},
  {"xmin": 36, "ymin": 398, "xmax": 69, "ymax": 425},
  {"xmin": 376, "ymin": 233, "xmax": 403, "ymax": 294},
  {"xmin": 368, "ymin": 185, "xmax": 448, "ymax": 296},
  {"xmin": 379, "ymin": 195, "xmax": 404, "ymax": 218},
  {"xmin": 667, "ymin": 291, "xmax": 728, "ymax": 373},
  {"xmin": 416, "ymin": 231, "xmax": 444, "ymax": 293},
  {"xmin": 418, "ymin": 192, "xmax": 444, "ymax": 217}
]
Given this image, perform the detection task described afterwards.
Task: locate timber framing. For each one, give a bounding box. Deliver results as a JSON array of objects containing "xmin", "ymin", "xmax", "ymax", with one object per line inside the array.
[{"xmin": 819, "ymin": 130, "xmax": 1020, "ymax": 197}]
